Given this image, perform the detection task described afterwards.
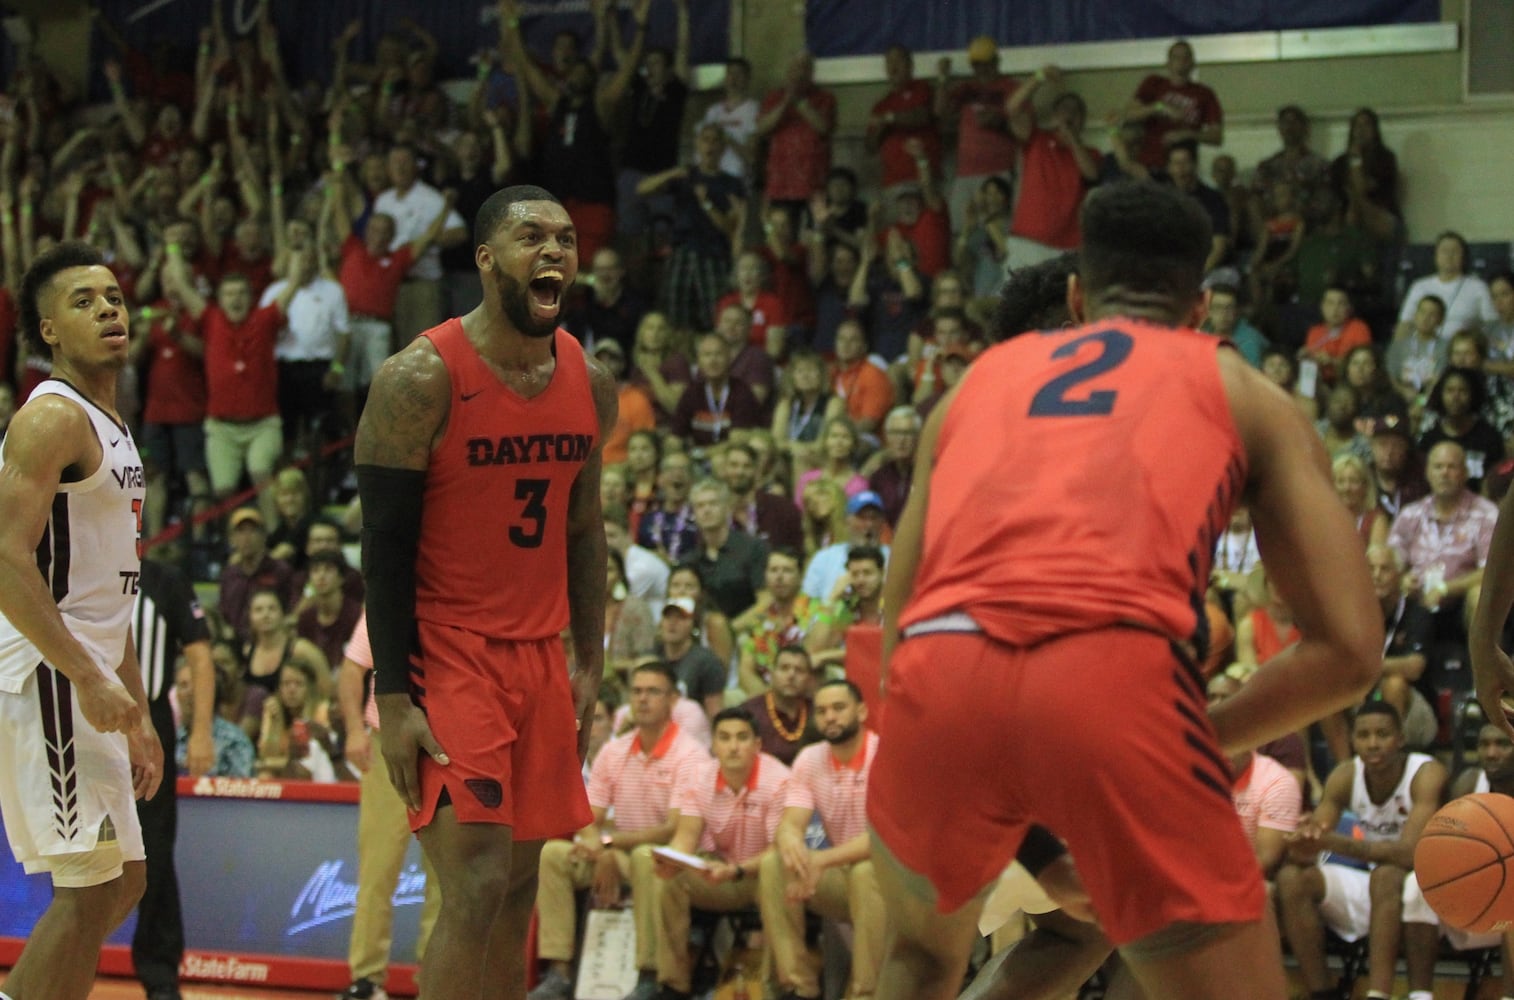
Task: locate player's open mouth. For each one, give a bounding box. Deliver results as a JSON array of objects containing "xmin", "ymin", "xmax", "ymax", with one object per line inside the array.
[
  {"xmin": 101, "ymin": 323, "xmax": 128, "ymax": 342},
  {"xmin": 529, "ymin": 269, "xmax": 566, "ymax": 317}
]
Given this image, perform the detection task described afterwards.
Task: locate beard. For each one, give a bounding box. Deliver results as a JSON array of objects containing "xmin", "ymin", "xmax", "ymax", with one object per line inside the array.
[
  {"xmin": 822, "ymin": 719, "xmax": 861, "ymax": 745},
  {"xmin": 492, "ymin": 261, "xmax": 559, "ymax": 339}
]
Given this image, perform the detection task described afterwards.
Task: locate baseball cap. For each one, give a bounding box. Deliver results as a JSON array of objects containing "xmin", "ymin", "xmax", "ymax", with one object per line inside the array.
[
  {"xmin": 229, "ymin": 507, "xmax": 263, "ymax": 530},
  {"xmin": 967, "ymin": 36, "xmax": 998, "ymax": 63},
  {"xmin": 662, "ymin": 597, "xmax": 697, "ymax": 617},
  {"xmin": 592, "ymin": 339, "xmax": 625, "ymax": 359},
  {"xmin": 847, "ymin": 491, "xmax": 885, "ymax": 516},
  {"xmin": 1368, "ymin": 414, "xmax": 1411, "ymax": 441}
]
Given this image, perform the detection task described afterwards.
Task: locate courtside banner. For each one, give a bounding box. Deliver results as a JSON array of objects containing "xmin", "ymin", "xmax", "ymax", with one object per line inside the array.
[
  {"xmin": 0, "ymin": 777, "xmax": 424, "ymax": 995},
  {"xmin": 804, "ymin": 0, "xmax": 1439, "ymax": 57}
]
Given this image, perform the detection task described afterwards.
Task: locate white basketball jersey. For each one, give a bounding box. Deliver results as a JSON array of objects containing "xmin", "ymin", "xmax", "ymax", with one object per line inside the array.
[
  {"xmin": 1476, "ymin": 771, "xmax": 1491, "ymax": 794},
  {"xmin": 0, "ymin": 380, "xmax": 144, "ymax": 692},
  {"xmin": 1350, "ymin": 752, "xmax": 1434, "ymax": 843}
]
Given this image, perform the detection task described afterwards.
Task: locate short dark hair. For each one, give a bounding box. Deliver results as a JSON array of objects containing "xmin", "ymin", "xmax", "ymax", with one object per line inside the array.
[
  {"xmin": 630, "ymin": 660, "xmax": 679, "ymax": 691},
  {"xmin": 474, "ymin": 185, "xmax": 563, "ymax": 246},
  {"xmin": 1079, "ymin": 183, "xmax": 1209, "ymax": 316},
  {"xmin": 712, "ymin": 706, "xmax": 758, "ymax": 735},
  {"xmin": 1417, "ymin": 294, "xmax": 1447, "ymax": 319},
  {"xmin": 992, "ymin": 252, "xmax": 1077, "ymax": 341},
  {"xmin": 1165, "ymin": 138, "xmax": 1200, "ymax": 163},
  {"xmin": 725, "ymin": 56, "xmax": 752, "ymax": 74},
  {"xmin": 775, "ymin": 644, "xmax": 813, "ymax": 669},
  {"xmin": 20, "ymin": 241, "xmax": 108, "ymax": 353},
  {"xmin": 768, "ymin": 546, "xmax": 802, "ymax": 568},
  {"xmin": 816, "ymin": 677, "xmax": 864, "ymax": 705},
  {"xmin": 1207, "ymin": 283, "xmax": 1240, "ymax": 302},
  {"xmin": 306, "ymin": 549, "xmax": 349, "ymax": 573},
  {"xmin": 1353, "ymin": 700, "xmax": 1401, "ymax": 731},
  {"xmin": 724, "ymin": 441, "xmax": 758, "ymax": 465},
  {"xmin": 827, "ymin": 166, "xmax": 858, "ymax": 189},
  {"xmin": 846, "ymin": 544, "xmax": 886, "ymax": 570}
]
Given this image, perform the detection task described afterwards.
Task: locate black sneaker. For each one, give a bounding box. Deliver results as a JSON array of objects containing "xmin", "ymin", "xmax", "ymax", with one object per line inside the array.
[
  {"xmin": 146, "ymin": 990, "xmax": 183, "ymax": 1000},
  {"xmin": 336, "ymin": 979, "xmax": 388, "ymax": 1000}
]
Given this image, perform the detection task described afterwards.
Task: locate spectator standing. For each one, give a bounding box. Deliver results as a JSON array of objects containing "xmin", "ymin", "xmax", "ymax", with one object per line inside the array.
[
  {"xmin": 132, "ymin": 557, "xmax": 215, "ymax": 1000},
  {"xmin": 716, "ymin": 253, "xmax": 788, "ymax": 362},
  {"xmin": 805, "ymin": 240, "xmax": 862, "ymax": 358},
  {"xmin": 327, "ymin": 189, "xmax": 456, "ymax": 406},
  {"xmin": 133, "ymin": 298, "xmax": 208, "ymax": 540},
  {"xmin": 260, "ymin": 246, "xmax": 351, "ymax": 459},
  {"xmin": 615, "ymin": 0, "xmax": 690, "ymax": 243},
  {"xmin": 849, "ymin": 228, "xmax": 928, "ymax": 366},
  {"xmin": 1125, "ymin": 39, "xmax": 1224, "ymax": 170},
  {"xmin": 1155, "ymin": 141, "xmax": 1231, "ymax": 275},
  {"xmin": 503, "ymin": 0, "xmax": 650, "ymax": 264},
  {"xmin": 757, "ymin": 52, "xmax": 837, "ymax": 223},
  {"xmin": 370, "ymin": 145, "xmax": 468, "ymax": 345},
  {"xmin": 866, "ymin": 45, "xmax": 940, "ymax": 195},
  {"xmin": 700, "ymin": 57, "xmax": 759, "ymax": 180},
  {"xmin": 590, "ymin": 339, "xmax": 655, "ymax": 466},
  {"xmin": 640, "ymin": 124, "xmax": 743, "ymax": 333},
  {"xmin": 1329, "ymin": 108, "xmax": 1401, "ymax": 246},
  {"xmin": 161, "ymin": 269, "xmax": 292, "ymax": 520},
  {"xmin": 880, "ymin": 144, "xmax": 952, "ymax": 280},
  {"xmin": 1251, "ymin": 105, "xmax": 1331, "ymax": 227},
  {"xmin": 934, "ymin": 36, "xmax": 1018, "ymax": 232},
  {"xmin": 1004, "ymin": 69, "xmax": 1099, "ymax": 268}
]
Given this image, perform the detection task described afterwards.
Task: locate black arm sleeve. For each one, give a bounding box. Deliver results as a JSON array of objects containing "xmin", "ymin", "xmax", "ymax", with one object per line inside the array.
[
  {"xmin": 357, "ymin": 464, "xmax": 426, "ymax": 697},
  {"xmin": 1014, "ymin": 824, "xmax": 1068, "ymax": 877}
]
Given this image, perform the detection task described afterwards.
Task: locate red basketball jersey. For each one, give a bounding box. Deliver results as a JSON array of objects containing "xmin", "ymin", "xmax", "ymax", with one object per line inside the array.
[
  {"xmin": 415, "ymin": 320, "xmax": 599, "ymax": 640},
  {"xmin": 899, "ymin": 321, "xmax": 1246, "ymax": 654}
]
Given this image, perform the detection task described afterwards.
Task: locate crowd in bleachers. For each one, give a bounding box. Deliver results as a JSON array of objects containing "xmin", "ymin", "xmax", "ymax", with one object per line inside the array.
[{"xmin": 7, "ymin": 1, "xmax": 1514, "ymax": 995}]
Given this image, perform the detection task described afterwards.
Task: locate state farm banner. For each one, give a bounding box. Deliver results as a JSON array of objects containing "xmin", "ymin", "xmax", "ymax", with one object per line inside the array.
[{"xmin": 803, "ymin": 0, "xmax": 1440, "ymax": 57}]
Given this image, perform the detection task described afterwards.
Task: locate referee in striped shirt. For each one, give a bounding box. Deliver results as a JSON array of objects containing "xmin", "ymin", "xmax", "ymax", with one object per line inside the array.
[{"xmin": 132, "ymin": 555, "xmax": 215, "ymax": 1000}]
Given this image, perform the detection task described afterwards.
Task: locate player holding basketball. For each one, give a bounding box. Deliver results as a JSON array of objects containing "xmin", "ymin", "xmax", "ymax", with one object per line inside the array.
[
  {"xmin": 868, "ymin": 181, "xmax": 1381, "ymax": 1000},
  {"xmin": 0, "ymin": 241, "xmax": 162, "ymax": 1000},
  {"xmin": 356, "ymin": 185, "xmax": 616, "ymax": 1000}
]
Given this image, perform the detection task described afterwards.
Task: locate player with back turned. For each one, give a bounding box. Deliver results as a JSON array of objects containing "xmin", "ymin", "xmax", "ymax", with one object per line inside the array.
[
  {"xmin": 0, "ymin": 241, "xmax": 163, "ymax": 1000},
  {"xmin": 355, "ymin": 185, "xmax": 616, "ymax": 1000},
  {"xmin": 866, "ymin": 181, "xmax": 1381, "ymax": 1000}
]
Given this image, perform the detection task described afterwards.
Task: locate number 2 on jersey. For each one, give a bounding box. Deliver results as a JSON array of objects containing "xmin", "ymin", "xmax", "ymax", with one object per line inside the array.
[
  {"xmin": 510, "ymin": 479, "xmax": 549, "ymax": 548},
  {"xmin": 1028, "ymin": 330, "xmax": 1134, "ymax": 417}
]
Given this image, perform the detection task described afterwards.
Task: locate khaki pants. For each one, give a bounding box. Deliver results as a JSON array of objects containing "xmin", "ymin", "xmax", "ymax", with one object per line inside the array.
[
  {"xmin": 655, "ymin": 869, "xmax": 761, "ymax": 992},
  {"xmin": 758, "ymin": 851, "xmax": 884, "ymax": 998},
  {"xmin": 348, "ymin": 732, "xmax": 441, "ymax": 984},
  {"xmin": 392, "ymin": 279, "xmax": 445, "ymax": 346},
  {"xmin": 537, "ymin": 840, "xmax": 658, "ymax": 971}
]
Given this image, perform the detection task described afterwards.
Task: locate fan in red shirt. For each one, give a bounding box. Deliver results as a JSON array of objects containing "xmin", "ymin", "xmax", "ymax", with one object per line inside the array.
[
  {"xmin": 866, "ymin": 45, "xmax": 940, "ymax": 192},
  {"xmin": 325, "ymin": 184, "xmax": 456, "ymax": 398},
  {"xmin": 757, "ymin": 52, "xmax": 837, "ymax": 219},
  {"xmin": 161, "ymin": 264, "xmax": 298, "ymax": 505},
  {"xmin": 1125, "ymin": 40, "xmax": 1224, "ymax": 170},
  {"xmin": 716, "ymin": 251, "xmax": 788, "ymax": 360},
  {"xmin": 1005, "ymin": 68, "xmax": 1100, "ymax": 265},
  {"xmin": 935, "ymin": 36, "xmax": 1018, "ymax": 230},
  {"xmin": 131, "ymin": 300, "xmax": 208, "ymax": 539},
  {"xmin": 879, "ymin": 141, "xmax": 951, "ymax": 280}
]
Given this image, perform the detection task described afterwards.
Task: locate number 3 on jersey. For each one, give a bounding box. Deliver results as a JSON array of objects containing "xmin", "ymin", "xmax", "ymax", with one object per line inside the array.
[
  {"xmin": 1028, "ymin": 330, "xmax": 1134, "ymax": 417},
  {"xmin": 510, "ymin": 479, "xmax": 549, "ymax": 548}
]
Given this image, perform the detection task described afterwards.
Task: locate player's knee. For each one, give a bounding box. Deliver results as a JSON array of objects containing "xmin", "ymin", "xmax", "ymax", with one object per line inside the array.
[
  {"xmin": 113, "ymin": 862, "xmax": 147, "ymax": 920},
  {"xmin": 1368, "ymin": 864, "xmax": 1408, "ymax": 907},
  {"xmin": 1275, "ymin": 861, "xmax": 1314, "ymax": 902}
]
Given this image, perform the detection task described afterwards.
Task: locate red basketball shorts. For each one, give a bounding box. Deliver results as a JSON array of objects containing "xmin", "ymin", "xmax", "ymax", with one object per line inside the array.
[
  {"xmin": 408, "ymin": 621, "xmax": 592, "ymax": 840},
  {"xmin": 867, "ymin": 627, "xmax": 1263, "ymax": 947}
]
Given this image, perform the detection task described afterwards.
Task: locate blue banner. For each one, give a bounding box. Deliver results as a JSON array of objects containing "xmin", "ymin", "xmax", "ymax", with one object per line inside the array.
[
  {"xmin": 97, "ymin": 0, "xmax": 728, "ymax": 96},
  {"xmin": 804, "ymin": 0, "xmax": 1440, "ymax": 57}
]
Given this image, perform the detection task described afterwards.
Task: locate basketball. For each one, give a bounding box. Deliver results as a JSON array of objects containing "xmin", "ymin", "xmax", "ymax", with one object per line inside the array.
[{"xmin": 1415, "ymin": 794, "xmax": 1514, "ymax": 933}]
